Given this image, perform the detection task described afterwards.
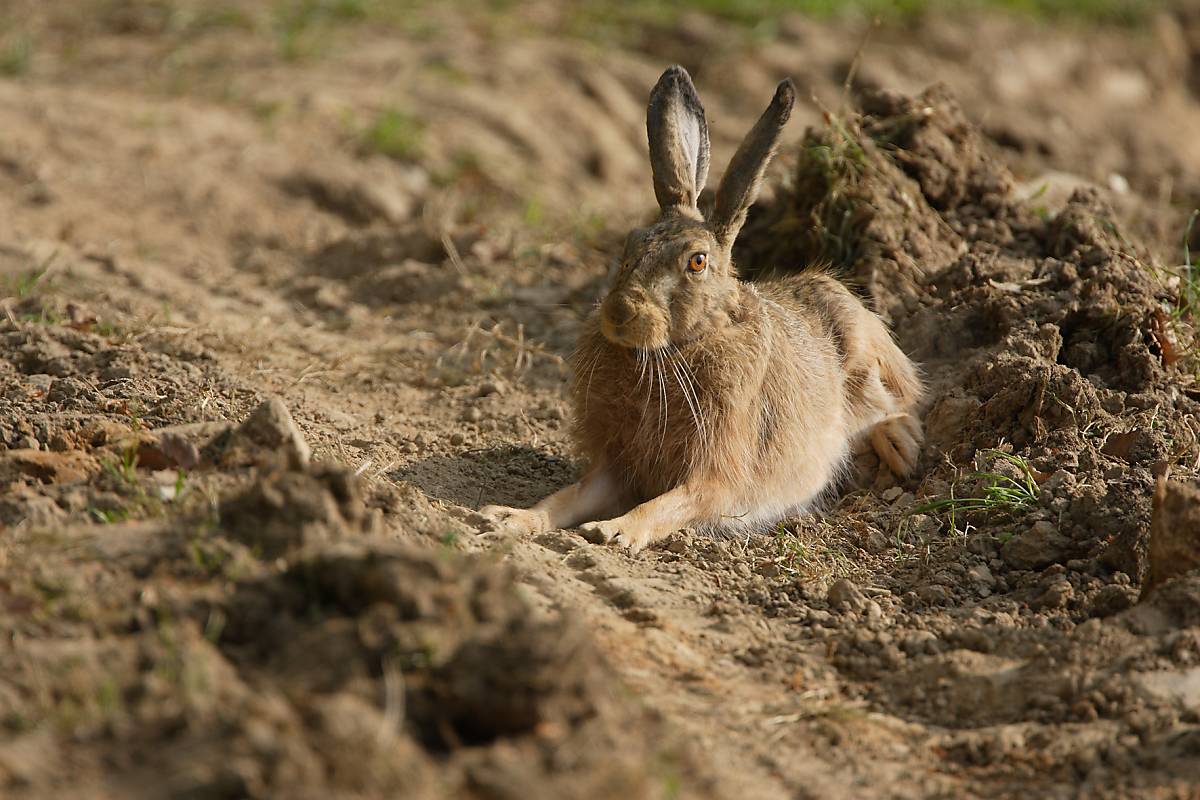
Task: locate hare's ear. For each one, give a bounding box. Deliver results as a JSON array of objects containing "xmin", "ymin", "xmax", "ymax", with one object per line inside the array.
[
  {"xmin": 710, "ymin": 78, "xmax": 795, "ymax": 248},
  {"xmin": 646, "ymin": 65, "xmax": 710, "ymax": 211}
]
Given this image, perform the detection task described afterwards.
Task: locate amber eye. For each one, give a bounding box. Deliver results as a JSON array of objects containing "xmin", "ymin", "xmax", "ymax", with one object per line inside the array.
[{"xmin": 686, "ymin": 252, "xmax": 708, "ymax": 273}]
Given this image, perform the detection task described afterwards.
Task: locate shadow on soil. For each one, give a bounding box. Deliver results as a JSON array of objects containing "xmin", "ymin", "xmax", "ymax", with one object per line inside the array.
[{"xmin": 394, "ymin": 445, "xmax": 576, "ymax": 509}]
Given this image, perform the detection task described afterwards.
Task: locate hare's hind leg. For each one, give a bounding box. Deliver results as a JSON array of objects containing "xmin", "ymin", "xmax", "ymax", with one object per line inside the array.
[
  {"xmin": 848, "ymin": 366, "xmax": 924, "ymax": 477},
  {"xmin": 481, "ymin": 464, "xmax": 632, "ymax": 535},
  {"xmin": 870, "ymin": 412, "xmax": 923, "ymax": 476}
]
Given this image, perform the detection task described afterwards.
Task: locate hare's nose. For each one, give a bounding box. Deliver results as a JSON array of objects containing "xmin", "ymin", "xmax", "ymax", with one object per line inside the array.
[{"xmin": 603, "ymin": 294, "xmax": 638, "ymax": 327}]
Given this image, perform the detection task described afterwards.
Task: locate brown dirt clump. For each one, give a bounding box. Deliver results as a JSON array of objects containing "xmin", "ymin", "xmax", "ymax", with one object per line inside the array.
[{"xmin": 1146, "ymin": 474, "xmax": 1200, "ymax": 595}]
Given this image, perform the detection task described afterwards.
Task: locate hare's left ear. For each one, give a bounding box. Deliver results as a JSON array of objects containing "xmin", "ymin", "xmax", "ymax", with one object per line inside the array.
[
  {"xmin": 646, "ymin": 65, "xmax": 710, "ymax": 212},
  {"xmin": 709, "ymin": 79, "xmax": 795, "ymax": 249}
]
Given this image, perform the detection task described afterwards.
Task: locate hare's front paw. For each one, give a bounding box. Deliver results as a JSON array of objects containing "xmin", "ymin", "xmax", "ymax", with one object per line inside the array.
[
  {"xmin": 579, "ymin": 518, "xmax": 656, "ymax": 554},
  {"xmin": 479, "ymin": 505, "xmax": 548, "ymax": 535},
  {"xmin": 870, "ymin": 413, "xmax": 924, "ymax": 476}
]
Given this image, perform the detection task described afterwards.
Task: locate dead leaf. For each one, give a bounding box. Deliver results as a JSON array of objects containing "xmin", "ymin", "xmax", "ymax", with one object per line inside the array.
[
  {"xmin": 0, "ymin": 450, "xmax": 100, "ymax": 484},
  {"xmin": 1101, "ymin": 430, "xmax": 1140, "ymax": 461},
  {"xmin": 135, "ymin": 432, "xmax": 201, "ymax": 471},
  {"xmin": 1149, "ymin": 308, "xmax": 1179, "ymax": 367}
]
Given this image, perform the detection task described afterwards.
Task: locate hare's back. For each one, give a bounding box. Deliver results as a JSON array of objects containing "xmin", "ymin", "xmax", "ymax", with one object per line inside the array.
[
  {"xmin": 756, "ymin": 271, "xmax": 868, "ymax": 359},
  {"xmin": 757, "ymin": 270, "xmax": 921, "ymax": 410}
]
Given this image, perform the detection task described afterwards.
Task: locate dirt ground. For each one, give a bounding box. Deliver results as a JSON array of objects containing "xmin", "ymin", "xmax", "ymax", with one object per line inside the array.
[{"xmin": 5, "ymin": 2, "xmax": 1200, "ymax": 798}]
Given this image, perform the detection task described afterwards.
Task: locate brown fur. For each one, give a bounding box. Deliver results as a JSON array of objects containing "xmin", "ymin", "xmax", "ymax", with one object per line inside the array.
[{"xmin": 482, "ymin": 67, "xmax": 924, "ymax": 553}]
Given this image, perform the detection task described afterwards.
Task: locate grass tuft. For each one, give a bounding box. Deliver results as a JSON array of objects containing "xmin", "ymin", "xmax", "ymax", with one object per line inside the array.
[
  {"xmin": 104, "ymin": 446, "xmax": 141, "ymax": 487},
  {"xmin": 273, "ymin": 0, "xmax": 370, "ymax": 60},
  {"xmin": 359, "ymin": 107, "xmax": 425, "ymax": 161},
  {"xmin": 92, "ymin": 445, "xmax": 189, "ymax": 524},
  {"xmin": 564, "ymin": 0, "xmax": 1164, "ymax": 43},
  {"xmin": 747, "ymin": 111, "xmax": 872, "ymax": 271},
  {"xmin": 1171, "ymin": 209, "xmax": 1200, "ymax": 321},
  {"xmin": 911, "ymin": 450, "xmax": 1039, "ymax": 536},
  {"xmin": 1, "ymin": 252, "xmax": 59, "ymax": 306},
  {"xmin": 772, "ymin": 519, "xmax": 870, "ymax": 584},
  {"xmin": 0, "ymin": 34, "xmax": 32, "ymax": 77}
]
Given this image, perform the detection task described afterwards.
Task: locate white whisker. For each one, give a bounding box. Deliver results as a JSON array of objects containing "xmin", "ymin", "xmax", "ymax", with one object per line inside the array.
[
  {"xmin": 685, "ymin": 358, "xmax": 707, "ymax": 440},
  {"xmin": 667, "ymin": 347, "xmax": 703, "ymax": 440},
  {"xmin": 655, "ymin": 349, "xmax": 669, "ymax": 454},
  {"xmin": 577, "ymin": 344, "xmax": 602, "ymax": 416},
  {"xmin": 634, "ymin": 347, "xmax": 657, "ymax": 444}
]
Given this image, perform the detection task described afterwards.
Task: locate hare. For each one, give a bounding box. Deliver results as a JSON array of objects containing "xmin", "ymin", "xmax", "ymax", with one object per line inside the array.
[{"xmin": 481, "ymin": 65, "xmax": 923, "ymax": 553}]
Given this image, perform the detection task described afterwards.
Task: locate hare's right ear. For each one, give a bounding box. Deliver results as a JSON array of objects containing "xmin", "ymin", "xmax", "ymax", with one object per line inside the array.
[
  {"xmin": 709, "ymin": 78, "xmax": 795, "ymax": 249},
  {"xmin": 646, "ymin": 65, "xmax": 710, "ymax": 212}
]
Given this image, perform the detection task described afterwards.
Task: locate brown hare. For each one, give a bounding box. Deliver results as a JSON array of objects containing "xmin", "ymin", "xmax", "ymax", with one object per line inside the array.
[{"xmin": 482, "ymin": 65, "xmax": 923, "ymax": 553}]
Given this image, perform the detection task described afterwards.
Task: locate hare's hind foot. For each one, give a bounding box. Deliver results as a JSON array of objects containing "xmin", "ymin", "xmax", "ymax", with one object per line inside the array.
[{"xmin": 870, "ymin": 412, "xmax": 923, "ymax": 476}]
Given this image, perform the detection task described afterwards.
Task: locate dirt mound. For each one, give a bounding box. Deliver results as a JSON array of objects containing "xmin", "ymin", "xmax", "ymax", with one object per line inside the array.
[
  {"xmin": 1, "ymin": 444, "xmax": 715, "ymax": 799},
  {"xmin": 744, "ymin": 82, "xmax": 1195, "ymax": 535},
  {"xmin": 219, "ymin": 464, "xmax": 374, "ymax": 557},
  {"xmin": 728, "ymin": 81, "xmax": 1200, "ymax": 797},
  {"xmin": 211, "ymin": 533, "xmax": 710, "ymax": 799}
]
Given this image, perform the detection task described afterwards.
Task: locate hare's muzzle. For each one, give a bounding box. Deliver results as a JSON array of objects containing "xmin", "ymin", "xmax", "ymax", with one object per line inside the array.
[{"xmin": 599, "ymin": 289, "xmax": 668, "ymax": 349}]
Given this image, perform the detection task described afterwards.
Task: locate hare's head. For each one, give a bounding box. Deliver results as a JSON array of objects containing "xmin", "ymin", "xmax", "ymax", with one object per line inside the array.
[{"xmin": 599, "ymin": 66, "xmax": 795, "ymax": 350}]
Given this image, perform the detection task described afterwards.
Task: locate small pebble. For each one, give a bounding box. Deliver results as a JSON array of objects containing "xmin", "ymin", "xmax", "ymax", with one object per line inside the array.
[
  {"xmin": 665, "ymin": 537, "xmax": 689, "ymax": 554},
  {"xmin": 828, "ymin": 578, "xmax": 867, "ymax": 611},
  {"xmin": 1034, "ymin": 580, "xmax": 1073, "ymax": 610},
  {"xmin": 807, "ymin": 609, "xmax": 833, "ymax": 626},
  {"xmin": 916, "ymin": 584, "xmax": 952, "ymax": 605},
  {"xmin": 967, "ymin": 563, "xmax": 995, "ymax": 587}
]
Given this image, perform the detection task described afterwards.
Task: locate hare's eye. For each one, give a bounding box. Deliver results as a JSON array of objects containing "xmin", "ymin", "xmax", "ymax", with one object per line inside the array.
[{"xmin": 686, "ymin": 252, "xmax": 708, "ymax": 273}]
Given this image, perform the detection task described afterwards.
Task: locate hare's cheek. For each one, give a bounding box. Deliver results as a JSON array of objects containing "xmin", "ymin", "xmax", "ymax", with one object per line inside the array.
[
  {"xmin": 641, "ymin": 312, "xmax": 671, "ymax": 348},
  {"xmin": 672, "ymin": 289, "xmax": 705, "ymax": 333}
]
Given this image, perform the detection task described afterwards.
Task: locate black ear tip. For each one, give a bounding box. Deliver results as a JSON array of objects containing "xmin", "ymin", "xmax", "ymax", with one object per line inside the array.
[
  {"xmin": 650, "ymin": 64, "xmax": 706, "ymax": 117},
  {"xmin": 774, "ymin": 78, "xmax": 797, "ymax": 106},
  {"xmin": 663, "ymin": 64, "xmax": 691, "ymax": 81},
  {"xmin": 655, "ymin": 64, "xmax": 697, "ymax": 95}
]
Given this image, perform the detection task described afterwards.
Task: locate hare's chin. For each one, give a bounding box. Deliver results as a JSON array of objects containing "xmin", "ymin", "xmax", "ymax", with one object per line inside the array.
[
  {"xmin": 599, "ymin": 319, "xmax": 668, "ymax": 350},
  {"xmin": 601, "ymin": 331, "xmax": 669, "ymax": 351}
]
